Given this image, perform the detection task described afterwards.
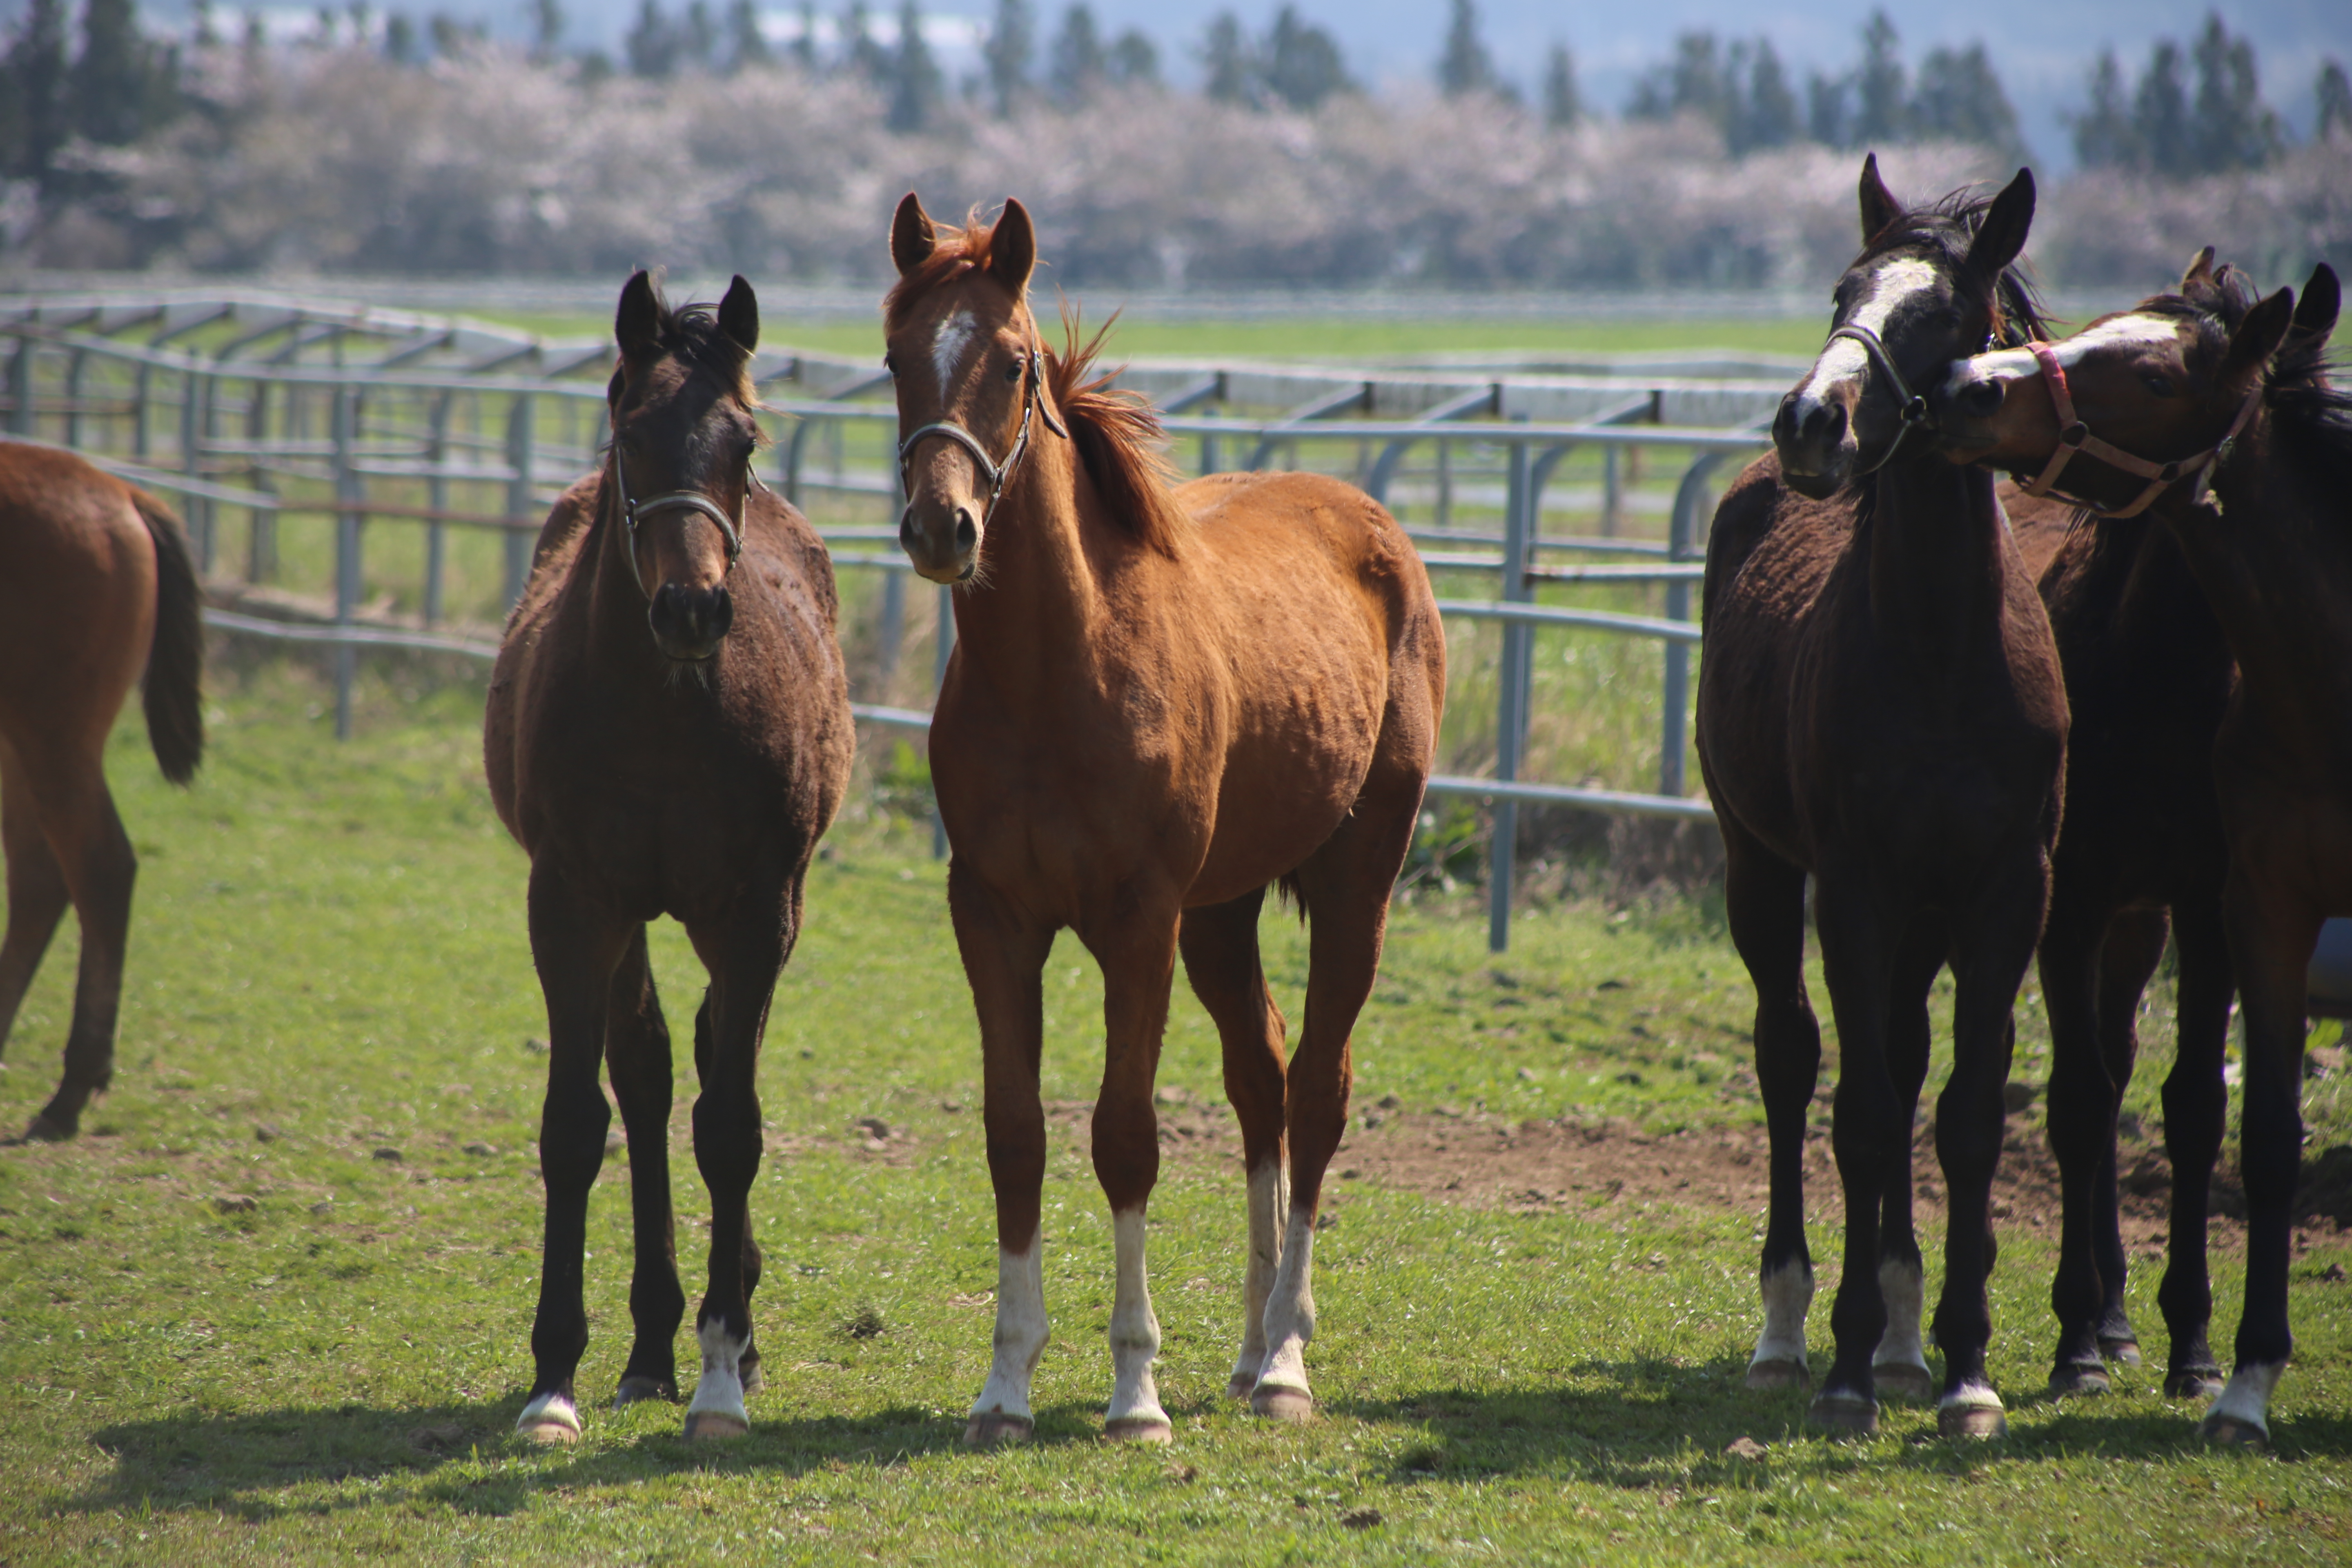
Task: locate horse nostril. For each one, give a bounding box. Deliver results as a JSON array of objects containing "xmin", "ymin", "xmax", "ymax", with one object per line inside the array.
[
  {"xmin": 707, "ymin": 587, "xmax": 733, "ymax": 641},
  {"xmin": 953, "ymin": 507, "xmax": 977, "ymax": 551},
  {"xmin": 899, "ymin": 513, "xmax": 920, "ymax": 550},
  {"xmin": 1958, "ymin": 380, "xmax": 2003, "ymax": 419}
]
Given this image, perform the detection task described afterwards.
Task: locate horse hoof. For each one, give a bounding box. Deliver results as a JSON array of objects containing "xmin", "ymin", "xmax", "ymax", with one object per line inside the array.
[
  {"xmin": 613, "ymin": 1375, "xmax": 677, "ymax": 1407},
  {"xmin": 1226, "ymin": 1373, "xmax": 1258, "ymax": 1401},
  {"xmin": 2201, "ymin": 1414, "xmax": 2270, "ymax": 1450},
  {"xmin": 2167, "ymin": 1369, "xmax": 2227, "ymax": 1401},
  {"xmin": 518, "ymin": 1417, "xmax": 581, "ymax": 1446},
  {"xmin": 2049, "ymin": 1361, "xmax": 2111, "ymax": 1398},
  {"xmin": 2100, "ymin": 1336, "xmax": 2144, "ymax": 1368},
  {"xmin": 1251, "ymin": 1385, "xmax": 1315, "ymax": 1423},
  {"xmin": 1104, "ymin": 1417, "xmax": 1174, "ymax": 1445},
  {"xmin": 1872, "ymin": 1362, "xmax": 1936, "ymax": 1403},
  {"xmin": 20, "ymin": 1114, "xmax": 73, "ymax": 1144},
  {"xmin": 516, "ymin": 1393, "xmax": 582, "ymax": 1445},
  {"xmin": 1807, "ymin": 1392, "xmax": 1877, "ymax": 1435},
  {"xmin": 682, "ymin": 1410, "xmax": 749, "ymax": 1442},
  {"xmin": 1746, "ymin": 1358, "xmax": 1811, "ymax": 1392},
  {"xmin": 1939, "ymin": 1403, "xmax": 2008, "ymax": 1440},
  {"xmin": 739, "ymin": 1358, "xmax": 764, "ymax": 1398},
  {"xmin": 964, "ymin": 1412, "xmax": 1034, "ymax": 1447}
]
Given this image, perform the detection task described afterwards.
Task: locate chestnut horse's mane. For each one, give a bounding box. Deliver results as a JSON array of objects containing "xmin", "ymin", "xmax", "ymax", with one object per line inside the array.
[
  {"xmin": 884, "ymin": 208, "xmax": 1188, "ymax": 559},
  {"xmin": 1858, "ymin": 186, "xmax": 2051, "ymax": 351}
]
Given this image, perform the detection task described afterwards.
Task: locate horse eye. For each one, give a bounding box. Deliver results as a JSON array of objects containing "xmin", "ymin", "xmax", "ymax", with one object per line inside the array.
[
  {"xmin": 1004, "ymin": 359, "xmax": 1024, "ymax": 383},
  {"xmin": 883, "ymin": 353, "xmax": 897, "ymax": 376},
  {"xmin": 2141, "ymin": 374, "xmax": 2176, "ymax": 397}
]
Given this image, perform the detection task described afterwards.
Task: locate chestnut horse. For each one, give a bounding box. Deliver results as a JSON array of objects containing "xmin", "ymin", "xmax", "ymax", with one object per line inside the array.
[
  {"xmin": 1697, "ymin": 159, "xmax": 2065, "ymax": 1438},
  {"xmin": 884, "ymin": 195, "xmax": 1443, "ymax": 1443},
  {"xmin": 1935, "ymin": 257, "xmax": 2339, "ymax": 1446},
  {"xmin": 484, "ymin": 273, "xmax": 853, "ymax": 1444},
  {"xmin": 0, "ymin": 442, "xmax": 203, "ymax": 1142}
]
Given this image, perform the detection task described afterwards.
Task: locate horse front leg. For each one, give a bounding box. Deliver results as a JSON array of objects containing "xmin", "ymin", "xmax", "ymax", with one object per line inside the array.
[
  {"xmin": 678, "ymin": 895, "xmax": 792, "ymax": 1443},
  {"xmin": 2038, "ymin": 893, "xmax": 2134, "ymax": 1395},
  {"xmin": 1087, "ymin": 903, "xmax": 1183, "ymax": 1443},
  {"xmin": 949, "ymin": 861, "xmax": 1055, "ymax": 1446},
  {"xmin": 2158, "ymin": 891, "xmax": 2232, "ymax": 1399},
  {"xmin": 1719, "ymin": 822, "xmax": 1822, "ymax": 1391},
  {"xmin": 1931, "ymin": 854, "xmax": 2048, "ymax": 1440},
  {"xmin": 1873, "ymin": 918, "xmax": 1947, "ymax": 1403},
  {"xmin": 517, "ymin": 861, "xmax": 632, "ymax": 1444},
  {"xmin": 1176, "ymin": 886, "xmax": 1290, "ymax": 1401},
  {"xmin": 604, "ymin": 925, "xmax": 685, "ymax": 1406},
  {"xmin": 2089, "ymin": 906, "xmax": 2169, "ymax": 1367},
  {"xmin": 2203, "ymin": 876, "xmax": 2320, "ymax": 1448}
]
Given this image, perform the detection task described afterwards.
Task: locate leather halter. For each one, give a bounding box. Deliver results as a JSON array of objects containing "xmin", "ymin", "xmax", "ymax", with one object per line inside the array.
[
  {"xmin": 895, "ymin": 336, "xmax": 1069, "ymax": 531},
  {"xmin": 612, "ymin": 443, "xmax": 751, "ymax": 601},
  {"xmin": 2014, "ymin": 339, "xmax": 2262, "ymax": 520},
  {"xmin": 1827, "ymin": 321, "xmax": 1938, "ymax": 472}
]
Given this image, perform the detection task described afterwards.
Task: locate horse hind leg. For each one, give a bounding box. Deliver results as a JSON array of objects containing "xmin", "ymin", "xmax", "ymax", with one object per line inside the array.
[
  {"xmin": 2156, "ymin": 894, "xmax": 2230, "ymax": 1400},
  {"xmin": 2089, "ymin": 907, "xmax": 2169, "ymax": 1369},
  {"xmin": 1177, "ymin": 886, "xmax": 1290, "ymax": 1400},
  {"xmin": 17, "ymin": 765, "xmax": 137, "ymax": 1143},
  {"xmin": 606, "ymin": 927, "xmax": 686, "ymax": 1407},
  {"xmin": 1719, "ymin": 819, "xmax": 1822, "ymax": 1391},
  {"xmin": 1251, "ymin": 783, "xmax": 1419, "ymax": 1422},
  {"xmin": 1872, "ymin": 918, "xmax": 1947, "ymax": 1403}
]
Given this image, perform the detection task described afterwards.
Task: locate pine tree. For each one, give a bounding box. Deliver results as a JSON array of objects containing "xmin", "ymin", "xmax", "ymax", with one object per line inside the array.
[
  {"xmin": 1437, "ymin": 0, "xmax": 1497, "ymax": 99},
  {"xmin": 1739, "ymin": 40, "xmax": 1798, "ymax": 153},
  {"xmin": 194, "ymin": 0, "xmax": 221, "ymax": 49},
  {"xmin": 2132, "ymin": 40, "xmax": 2192, "ymax": 174},
  {"xmin": 1263, "ymin": 6, "xmax": 1345, "ymax": 110},
  {"xmin": 682, "ymin": 0, "xmax": 716, "ymax": 69},
  {"xmin": 529, "ymin": 0, "xmax": 563, "ymax": 60},
  {"xmin": 789, "ymin": 1, "xmax": 816, "ymax": 71},
  {"xmin": 2321, "ymin": 59, "xmax": 2352, "ymax": 142},
  {"xmin": 982, "ymin": 0, "xmax": 1031, "ymax": 115},
  {"xmin": 887, "ymin": 0, "xmax": 941, "ymax": 129},
  {"xmin": 76, "ymin": 0, "xmax": 157, "ymax": 147},
  {"xmin": 728, "ymin": 0, "xmax": 768, "ymax": 69},
  {"xmin": 1202, "ymin": 11, "xmax": 1253, "ymax": 106},
  {"xmin": 1105, "ymin": 29, "xmax": 1156, "ymax": 87},
  {"xmin": 1807, "ymin": 69, "xmax": 1849, "ymax": 148},
  {"xmin": 1911, "ymin": 42, "xmax": 2022, "ymax": 158},
  {"xmin": 382, "ymin": 8, "xmax": 414, "ymax": 61},
  {"xmin": 1542, "ymin": 42, "xmax": 1579, "ymax": 129},
  {"xmin": 2069, "ymin": 49, "xmax": 2137, "ymax": 169},
  {"xmin": 2, "ymin": 0, "xmax": 71, "ymax": 188},
  {"xmin": 2188, "ymin": 13, "xmax": 2278, "ymax": 174},
  {"xmin": 626, "ymin": 0, "xmax": 675, "ymax": 76},
  {"xmin": 840, "ymin": 0, "xmax": 891, "ymax": 83},
  {"xmin": 1047, "ymin": 4, "xmax": 1101, "ymax": 104},
  {"xmin": 1850, "ymin": 9, "xmax": 1908, "ymax": 147}
]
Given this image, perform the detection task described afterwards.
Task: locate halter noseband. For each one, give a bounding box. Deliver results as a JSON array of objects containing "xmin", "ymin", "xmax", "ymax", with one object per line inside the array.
[
  {"xmin": 1828, "ymin": 321, "xmax": 1938, "ymax": 472},
  {"xmin": 612, "ymin": 442, "xmax": 752, "ymax": 601},
  {"xmin": 895, "ymin": 338, "xmax": 1069, "ymax": 533},
  {"xmin": 2013, "ymin": 340, "xmax": 2261, "ymax": 520}
]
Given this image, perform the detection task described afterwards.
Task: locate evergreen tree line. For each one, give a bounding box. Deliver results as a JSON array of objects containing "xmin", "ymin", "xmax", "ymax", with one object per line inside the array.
[
  {"xmin": 0, "ymin": 0, "xmax": 183, "ymax": 193},
  {"xmin": 2069, "ymin": 15, "xmax": 2350, "ymax": 176}
]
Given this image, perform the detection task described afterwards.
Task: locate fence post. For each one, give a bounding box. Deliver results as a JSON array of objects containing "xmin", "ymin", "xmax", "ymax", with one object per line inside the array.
[
  {"xmin": 333, "ymin": 383, "xmax": 362, "ymax": 740},
  {"xmin": 504, "ymin": 392, "xmax": 536, "ymax": 609},
  {"xmin": 1659, "ymin": 451, "xmax": 1724, "ymax": 797},
  {"xmin": 425, "ymin": 389, "xmax": 453, "ymax": 625},
  {"xmin": 179, "ymin": 364, "xmax": 211, "ymax": 572},
  {"xmin": 64, "ymin": 348, "xmax": 87, "ymax": 449},
  {"xmin": 247, "ymin": 378, "xmax": 276, "ymax": 583},
  {"xmin": 1489, "ymin": 425, "xmax": 1534, "ymax": 955},
  {"xmin": 7, "ymin": 332, "xmax": 33, "ymax": 435},
  {"xmin": 877, "ymin": 415, "xmax": 905, "ymax": 686},
  {"xmin": 133, "ymin": 361, "xmax": 151, "ymax": 457},
  {"xmin": 932, "ymin": 583, "xmax": 955, "ymax": 861}
]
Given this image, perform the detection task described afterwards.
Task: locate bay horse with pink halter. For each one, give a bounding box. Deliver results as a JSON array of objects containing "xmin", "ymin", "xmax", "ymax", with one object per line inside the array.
[
  {"xmin": 0, "ymin": 443, "xmax": 204, "ymax": 1142},
  {"xmin": 485, "ymin": 272, "xmax": 853, "ymax": 1444},
  {"xmin": 1935, "ymin": 254, "xmax": 2341, "ymax": 1447},
  {"xmin": 884, "ymin": 194, "xmax": 1444, "ymax": 1443},
  {"xmin": 1697, "ymin": 158, "xmax": 2065, "ymax": 1438}
]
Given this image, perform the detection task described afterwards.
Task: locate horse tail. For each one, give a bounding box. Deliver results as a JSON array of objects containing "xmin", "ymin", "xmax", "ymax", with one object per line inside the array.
[{"xmin": 131, "ymin": 486, "xmax": 205, "ymax": 786}]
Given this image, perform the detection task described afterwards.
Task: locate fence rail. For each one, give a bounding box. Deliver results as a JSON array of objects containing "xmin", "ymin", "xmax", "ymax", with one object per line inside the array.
[{"xmin": 2, "ymin": 290, "xmax": 1775, "ymax": 949}]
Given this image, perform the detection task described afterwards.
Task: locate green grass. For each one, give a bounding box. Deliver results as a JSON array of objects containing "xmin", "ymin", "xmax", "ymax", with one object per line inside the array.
[{"xmin": 4, "ymin": 666, "xmax": 2351, "ymax": 1564}]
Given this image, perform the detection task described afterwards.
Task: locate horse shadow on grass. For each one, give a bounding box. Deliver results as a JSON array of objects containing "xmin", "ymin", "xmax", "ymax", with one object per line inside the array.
[{"xmin": 1326, "ymin": 1351, "xmax": 2352, "ymax": 1485}]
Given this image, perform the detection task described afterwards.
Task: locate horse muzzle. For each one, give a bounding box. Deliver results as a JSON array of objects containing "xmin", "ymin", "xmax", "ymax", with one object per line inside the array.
[
  {"xmin": 899, "ymin": 499, "xmax": 980, "ymax": 585},
  {"xmin": 1773, "ymin": 388, "xmax": 1854, "ymax": 500},
  {"xmin": 648, "ymin": 581, "xmax": 734, "ymax": 661}
]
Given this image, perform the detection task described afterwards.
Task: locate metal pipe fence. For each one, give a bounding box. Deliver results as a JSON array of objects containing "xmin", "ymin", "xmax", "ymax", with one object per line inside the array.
[{"xmin": 1, "ymin": 294, "xmax": 1780, "ymax": 949}]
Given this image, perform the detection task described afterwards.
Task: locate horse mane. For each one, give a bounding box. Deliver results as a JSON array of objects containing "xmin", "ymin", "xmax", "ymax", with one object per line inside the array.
[
  {"xmin": 885, "ymin": 207, "xmax": 1187, "ymax": 559},
  {"xmin": 1858, "ymin": 186, "xmax": 2050, "ymax": 350},
  {"xmin": 2141, "ymin": 267, "xmax": 2352, "ymax": 496}
]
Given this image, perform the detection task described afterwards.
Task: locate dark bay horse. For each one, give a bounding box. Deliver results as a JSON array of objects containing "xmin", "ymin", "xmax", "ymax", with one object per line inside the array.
[
  {"xmin": 884, "ymin": 195, "xmax": 1444, "ymax": 1443},
  {"xmin": 1935, "ymin": 258, "xmax": 2339, "ymax": 1446},
  {"xmin": 1697, "ymin": 158, "xmax": 2066, "ymax": 1438},
  {"xmin": 0, "ymin": 443, "xmax": 203, "ymax": 1142},
  {"xmin": 484, "ymin": 273, "xmax": 854, "ymax": 1444}
]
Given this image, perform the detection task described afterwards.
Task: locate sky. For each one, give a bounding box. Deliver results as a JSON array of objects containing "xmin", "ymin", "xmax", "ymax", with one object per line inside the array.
[{"xmin": 24, "ymin": 0, "xmax": 2352, "ymax": 174}]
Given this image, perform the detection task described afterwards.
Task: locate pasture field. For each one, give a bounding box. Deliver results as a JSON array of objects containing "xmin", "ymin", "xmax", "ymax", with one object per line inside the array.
[{"xmin": 4, "ymin": 661, "xmax": 2352, "ymax": 1565}]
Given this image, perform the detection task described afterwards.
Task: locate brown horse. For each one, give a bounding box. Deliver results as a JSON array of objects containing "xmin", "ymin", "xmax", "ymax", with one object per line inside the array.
[
  {"xmin": 884, "ymin": 195, "xmax": 1444, "ymax": 1443},
  {"xmin": 0, "ymin": 442, "xmax": 203, "ymax": 1143},
  {"xmin": 1935, "ymin": 256, "xmax": 2338, "ymax": 1446},
  {"xmin": 1697, "ymin": 158, "xmax": 2066, "ymax": 1438},
  {"xmin": 484, "ymin": 273, "xmax": 853, "ymax": 1444}
]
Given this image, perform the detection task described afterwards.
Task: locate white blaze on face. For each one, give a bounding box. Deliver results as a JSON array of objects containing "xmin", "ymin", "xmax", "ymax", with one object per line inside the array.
[
  {"xmin": 1790, "ymin": 257, "xmax": 1945, "ymax": 420},
  {"xmin": 931, "ymin": 307, "xmax": 979, "ymax": 390},
  {"xmin": 1940, "ymin": 311, "xmax": 2183, "ymax": 400}
]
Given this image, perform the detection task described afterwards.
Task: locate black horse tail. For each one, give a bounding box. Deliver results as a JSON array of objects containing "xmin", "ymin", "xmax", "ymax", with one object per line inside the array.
[{"xmin": 131, "ymin": 486, "xmax": 205, "ymax": 786}]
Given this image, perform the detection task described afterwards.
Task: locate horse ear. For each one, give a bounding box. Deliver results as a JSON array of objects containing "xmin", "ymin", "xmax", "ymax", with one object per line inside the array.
[
  {"xmin": 2179, "ymin": 246, "xmax": 2218, "ymax": 293},
  {"xmin": 891, "ymin": 192, "xmax": 935, "ymax": 276},
  {"xmin": 616, "ymin": 269, "xmax": 663, "ymax": 366},
  {"xmin": 1858, "ymin": 153, "xmax": 1903, "ymax": 243},
  {"xmin": 718, "ymin": 275, "xmax": 759, "ymax": 357},
  {"xmin": 1964, "ymin": 167, "xmax": 2036, "ymax": 282},
  {"xmin": 2293, "ymin": 263, "xmax": 2341, "ymax": 350},
  {"xmin": 2220, "ymin": 286, "xmax": 2298, "ymax": 389},
  {"xmin": 990, "ymin": 198, "xmax": 1037, "ymax": 298}
]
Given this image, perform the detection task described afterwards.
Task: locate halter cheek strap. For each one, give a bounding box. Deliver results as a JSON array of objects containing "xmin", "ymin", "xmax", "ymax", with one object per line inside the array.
[
  {"xmin": 895, "ymin": 340, "xmax": 1068, "ymax": 531},
  {"xmin": 613, "ymin": 444, "xmax": 751, "ymax": 601},
  {"xmin": 1827, "ymin": 321, "xmax": 1936, "ymax": 473},
  {"xmin": 2016, "ymin": 341, "xmax": 2261, "ymax": 520}
]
